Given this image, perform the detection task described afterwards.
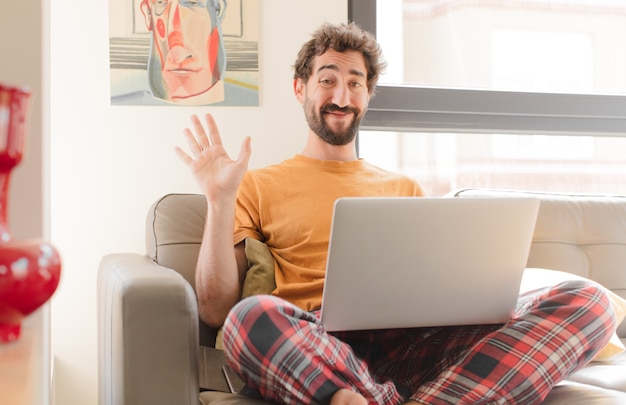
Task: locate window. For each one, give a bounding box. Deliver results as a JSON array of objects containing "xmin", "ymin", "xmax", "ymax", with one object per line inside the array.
[{"xmin": 349, "ymin": 0, "xmax": 626, "ymax": 195}]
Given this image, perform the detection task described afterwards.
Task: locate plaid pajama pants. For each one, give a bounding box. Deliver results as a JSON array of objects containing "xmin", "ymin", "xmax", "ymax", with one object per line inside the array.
[{"xmin": 222, "ymin": 280, "xmax": 616, "ymax": 405}]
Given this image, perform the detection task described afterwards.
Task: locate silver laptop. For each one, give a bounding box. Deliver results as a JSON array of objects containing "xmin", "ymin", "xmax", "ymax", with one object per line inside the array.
[{"xmin": 320, "ymin": 196, "xmax": 540, "ymax": 331}]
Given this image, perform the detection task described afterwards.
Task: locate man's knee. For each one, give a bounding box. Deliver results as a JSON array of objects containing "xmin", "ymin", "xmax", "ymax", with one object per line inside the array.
[
  {"xmin": 224, "ymin": 295, "xmax": 282, "ymax": 333},
  {"xmin": 557, "ymin": 279, "xmax": 612, "ymax": 311},
  {"xmin": 552, "ymin": 279, "xmax": 616, "ymax": 338},
  {"xmin": 223, "ymin": 295, "xmax": 293, "ymax": 353}
]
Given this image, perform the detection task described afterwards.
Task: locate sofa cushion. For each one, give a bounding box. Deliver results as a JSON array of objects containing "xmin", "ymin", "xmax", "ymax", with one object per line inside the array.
[
  {"xmin": 543, "ymin": 378, "xmax": 626, "ymax": 404},
  {"xmin": 146, "ymin": 193, "xmax": 207, "ymax": 289},
  {"xmin": 566, "ymin": 350, "xmax": 626, "ymax": 392},
  {"xmin": 200, "ymin": 391, "xmax": 268, "ymax": 405},
  {"xmin": 242, "ymin": 238, "xmax": 276, "ymax": 298}
]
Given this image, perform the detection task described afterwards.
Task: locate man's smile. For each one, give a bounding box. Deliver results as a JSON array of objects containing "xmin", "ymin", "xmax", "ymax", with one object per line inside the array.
[{"xmin": 324, "ymin": 110, "xmax": 352, "ymax": 119}]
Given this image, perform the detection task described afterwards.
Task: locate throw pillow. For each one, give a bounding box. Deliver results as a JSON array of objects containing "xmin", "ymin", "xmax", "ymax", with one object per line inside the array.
[
  {"xmin": 215, "ymin": 238, "xmax": 276, "ymax": 349},
  {"xmin": 521, "ymin": 268, "xmax": 626, "ymax": 361},
  {"xmin": 241, "ymin": 237, "xmax": 277, "ymax": 298}
]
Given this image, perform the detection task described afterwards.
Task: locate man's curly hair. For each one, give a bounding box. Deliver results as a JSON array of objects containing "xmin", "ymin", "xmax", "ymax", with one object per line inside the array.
[{"xmin": 293, "ymin": 22, "xmax": 387, "ymax": 96}]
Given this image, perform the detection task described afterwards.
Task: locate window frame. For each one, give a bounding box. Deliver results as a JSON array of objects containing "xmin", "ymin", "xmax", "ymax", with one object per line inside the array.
[{"xmin": 348, "ymin": 0, "xmax": 626, "ymax": 137}]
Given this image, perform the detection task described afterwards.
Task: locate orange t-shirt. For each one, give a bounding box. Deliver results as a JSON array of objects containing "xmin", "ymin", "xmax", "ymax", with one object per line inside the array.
[{"xmin": 234, "ymin": 155, "xmax": 426, "ymax": 311}]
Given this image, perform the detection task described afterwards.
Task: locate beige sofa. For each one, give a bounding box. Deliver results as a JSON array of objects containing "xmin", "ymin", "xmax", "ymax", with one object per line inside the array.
[{"xmin": 98, "ymin": 189, "xmax": 626, "ymax": 405}]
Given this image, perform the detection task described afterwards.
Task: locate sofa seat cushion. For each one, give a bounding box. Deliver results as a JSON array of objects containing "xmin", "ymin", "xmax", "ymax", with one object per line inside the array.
[
  {"xmin": 543, "ymin": 379, "xmax": 626, "ymax": 405},
  {"xmin": 200, "ymin": 391, "xmax": 268, "ymax": 405},
  {"xmin": 566, "ymin": 348, "xmax": 626, "ymax": 392},
  {"xmin": 541, "ymin": 348, "xmax": 626, "ymax": 405}
]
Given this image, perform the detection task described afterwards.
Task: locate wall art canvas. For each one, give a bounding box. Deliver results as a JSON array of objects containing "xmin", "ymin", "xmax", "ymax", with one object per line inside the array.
[{"xmin": 109, "ymin": 0, "xmax": 259, "ymax": 106}]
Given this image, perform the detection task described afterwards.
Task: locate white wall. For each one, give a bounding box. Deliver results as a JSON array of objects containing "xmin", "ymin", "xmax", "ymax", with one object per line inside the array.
[{"xmin": 49, "ymin": 1, "xmax": 348, "ymax": 404}]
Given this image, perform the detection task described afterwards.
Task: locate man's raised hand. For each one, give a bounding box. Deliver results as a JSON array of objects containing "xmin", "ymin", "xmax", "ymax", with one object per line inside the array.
[{"xmin": 175, "ymin": 113, "xmax": 252, "ymax": 201}]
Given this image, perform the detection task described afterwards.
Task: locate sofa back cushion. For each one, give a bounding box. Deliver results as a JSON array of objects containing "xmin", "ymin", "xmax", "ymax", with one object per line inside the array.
[
  {"xmin": 146, "ymin": 193, "xmax": 207, "ymax": 289},
  {"xmin": 452, "ymin": 188, "xmax": 626, "ymax": 338}
]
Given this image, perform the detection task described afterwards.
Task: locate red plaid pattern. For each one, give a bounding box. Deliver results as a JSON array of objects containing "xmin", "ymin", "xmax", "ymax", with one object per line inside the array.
[{"xmin": 222, "ymin": 280, "xmax": 615, "ymax": 405}]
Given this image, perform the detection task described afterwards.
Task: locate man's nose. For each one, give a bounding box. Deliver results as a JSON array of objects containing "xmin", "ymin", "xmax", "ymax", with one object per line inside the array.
[
  {"xmin": 167, "ymin": 3, "xmax": 185, "ymax": 50},
  {"xmin": 331, "ymin": 82, "xmax": 350, "ymax": 108}
]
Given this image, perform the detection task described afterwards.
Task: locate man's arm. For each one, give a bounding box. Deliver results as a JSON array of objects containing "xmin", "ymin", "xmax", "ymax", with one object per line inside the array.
[
  {"xmin": 175, "ymin": 113, "xmax": 252, "ymax": 327},
  {"xmin": 194, "ymin": 201, "xmax": 248, "ymax": 327}
]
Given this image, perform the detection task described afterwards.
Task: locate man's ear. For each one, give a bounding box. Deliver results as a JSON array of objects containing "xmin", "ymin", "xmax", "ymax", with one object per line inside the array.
[
  {"xmin": 140, "ymin": 0, "xmax": 153, "ymax": 30},
  {"xmin": 294, "ymin": 78, "xmax": 306, "ymax": 103}
]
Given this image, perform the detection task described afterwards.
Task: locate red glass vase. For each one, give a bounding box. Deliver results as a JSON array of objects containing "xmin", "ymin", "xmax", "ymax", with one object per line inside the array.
[{"xmin": 0, "ymin": 83, "xmax": 61, "ymax": 343}]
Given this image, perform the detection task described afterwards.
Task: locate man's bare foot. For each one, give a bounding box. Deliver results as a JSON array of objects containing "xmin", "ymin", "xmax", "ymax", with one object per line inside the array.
[{"xmin": 330, "ymin": 388, "xmax": 368, "ymax": 405}]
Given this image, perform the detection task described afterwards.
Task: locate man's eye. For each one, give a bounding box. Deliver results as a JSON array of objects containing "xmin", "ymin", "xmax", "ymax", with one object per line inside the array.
[
  {"xmin": 154, "ymin": 0, "xmax": 168, "ymax": 15},
  {"xmin": 181, "ymin": 0, "xmax": 205, "ymax": 7}
]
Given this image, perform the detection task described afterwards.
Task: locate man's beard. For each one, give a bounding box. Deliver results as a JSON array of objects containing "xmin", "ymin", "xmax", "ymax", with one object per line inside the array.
[{"xmin": 303, "ymin": 98, "xmax": 363, "ymax": 146}]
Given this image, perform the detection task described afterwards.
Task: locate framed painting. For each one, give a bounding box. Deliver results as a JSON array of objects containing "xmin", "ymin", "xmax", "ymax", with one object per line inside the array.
[{"xmin": 109, "ymin": 0, "xmax": 259, "ymax": 106}]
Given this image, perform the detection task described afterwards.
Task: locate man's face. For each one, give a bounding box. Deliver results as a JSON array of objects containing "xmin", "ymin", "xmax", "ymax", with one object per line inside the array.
[
  {"xmin": 297, "ymin": 50, "xmax": 371, "ymax": 146},
  {"xmin": 141, "ymin": 0, "xmax": 225, "ymax": 102}
]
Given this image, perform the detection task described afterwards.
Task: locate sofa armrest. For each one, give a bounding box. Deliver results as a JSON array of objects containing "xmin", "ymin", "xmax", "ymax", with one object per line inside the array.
[{"xmin": 98, "ymin": 253, "xmax": 199, "ymax": 405}]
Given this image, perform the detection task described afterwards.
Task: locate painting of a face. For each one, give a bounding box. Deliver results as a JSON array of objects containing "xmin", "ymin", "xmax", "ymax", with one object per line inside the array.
[{"xmin": 141, "ymin": 0, "xmax": 227, "ymax": 103}]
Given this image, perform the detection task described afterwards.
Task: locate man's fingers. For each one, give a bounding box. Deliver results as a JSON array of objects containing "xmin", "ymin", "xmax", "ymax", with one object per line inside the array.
[
  {"xmin": 204, "ymin": 113, "xmax": 224, "ymax": 146},
  {"xmin": 183, "ymin": 128, "xmax": 204, "ymax": 156},
  {"xmin": 178, "ymin": 114, "xmax": 248, "ymax": 169},
  {"xmin": 174, "ymin": 146, "xmax": 193, "ymax": 166},
  {"xmin": 191, "ymin": 114, "xmax": 212, "ymax": 149},
  {"xmin": 237, "ymin": 136, "xmax": 252, "ymax": 166}
]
